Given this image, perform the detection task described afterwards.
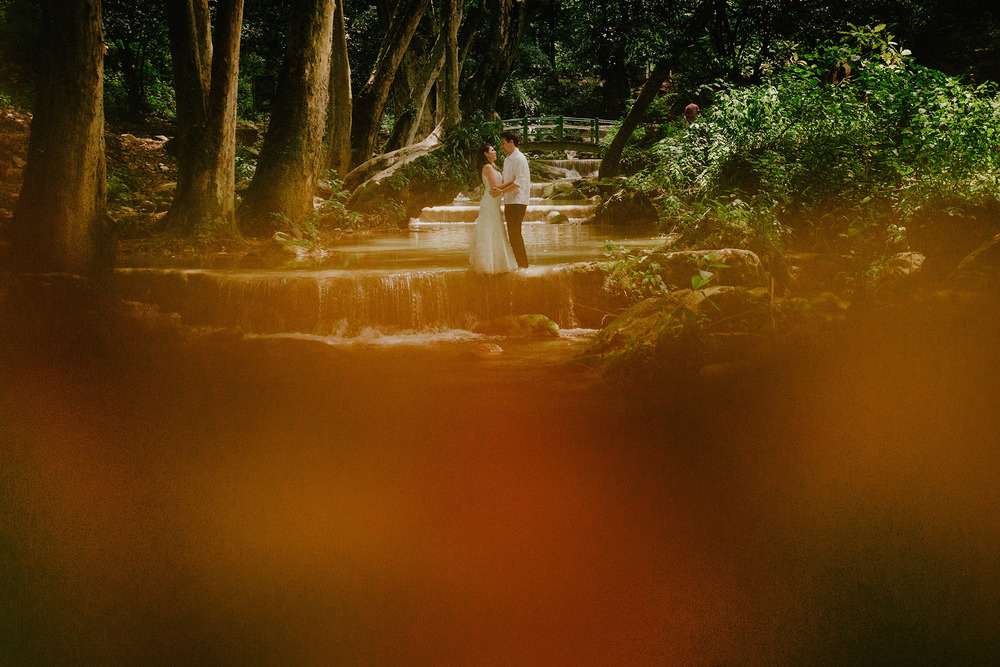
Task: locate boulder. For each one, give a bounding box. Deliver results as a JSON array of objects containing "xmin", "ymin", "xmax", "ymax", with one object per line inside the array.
[
  {"xmin": 645, "ymin": 248, "xmax": 769, "ymax": 290},
  {"xmin": 783, "ymin": 252, "xmax": 853, "ymax": 296},
  {"xmin": 471, "ymin": 342, "xmax": 504, "ymax": 358},
  {"xmin": 905, "ymin": 203, "xmax": 1000, "ymax": 277},
  {"xmin": 588, "ymin": 286, "xmax": 771, "ymax": 359},
  {"xmin": 472, "ymin": 314, "xmax": 560, "ymax": 338},
  {"xmin": 585, "ymin": 189, "xmax": 658, "ymax": 226},
  {"xmin": 946, "ymin": 232, "xmax": 1000, "ymax": 287},
  {"xmin": 155, "ymin": 181, "xmax": 177, "ymax": 195},
  {"xmin": 546, "ymin": 210, "xmax": 569, "ymax": 225},
  {"xmin": 870, "ymin": 251, "xmax": 927, "ymax": 300}
]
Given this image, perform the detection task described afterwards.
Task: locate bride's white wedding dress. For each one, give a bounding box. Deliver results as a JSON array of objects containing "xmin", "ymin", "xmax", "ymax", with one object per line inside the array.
[{"xmin": 469, "ymin": 172, "xmax": 518, "ymax": 274}]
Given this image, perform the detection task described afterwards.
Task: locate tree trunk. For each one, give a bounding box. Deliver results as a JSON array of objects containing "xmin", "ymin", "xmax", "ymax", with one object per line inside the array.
[
  {"xmin": 441, "ymin": 0, "xmax": 462, "ymax": 133},
  {"xmin": 460, "ymin": 0, "xmax": 541, "ymax": 116},
  {"xmin": 384, "ymin": 29, "xmax": 441, "ymax": 152},
  {"xmin": 324, "ymin": 0, "xmax": 352, "ymax": 178},
  {"xmin": 165, "ymin": 0, "xmax": 245, "ymax": 232},
  {"xmin": 345, "ymin": 122, "xmax": 444, "ymax": 194},
  {"xmin": 239, "ymin": 0, "xmax": 336, "ymax": 236},
  {"xmin": 601, "ymin": 58, "xmax": 629, "ymax": 119},
  {"xmin": 349, "ymin": 0, "xmax": 431, "ymax": 168},
  {"xmin": 9, "ymin": 0, "xmax": 111, "ymax": 278},
  {"xmin": 599, "ymin": 58, "xmax": 671, "ymax": 179}
]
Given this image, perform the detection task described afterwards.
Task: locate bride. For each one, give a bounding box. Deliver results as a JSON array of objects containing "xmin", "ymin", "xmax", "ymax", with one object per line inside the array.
[{"xmin": 469, "ymin": 143, "xmax": 518, "ymax": 274}]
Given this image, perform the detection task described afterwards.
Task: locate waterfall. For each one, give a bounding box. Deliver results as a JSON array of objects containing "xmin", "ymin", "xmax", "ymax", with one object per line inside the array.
[
  {"xmin": 114, "ymin": 266, "xmax": 611, "ymax": 336},
  {"xmin": 534, "ymin": 159, "xmax": 603, "ymax": 178}
]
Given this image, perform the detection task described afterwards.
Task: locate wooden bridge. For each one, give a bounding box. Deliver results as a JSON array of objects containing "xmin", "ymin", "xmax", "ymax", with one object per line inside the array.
[{"xmin": 501, "ymin": 116, "xmax": 615, "ymax": 153}]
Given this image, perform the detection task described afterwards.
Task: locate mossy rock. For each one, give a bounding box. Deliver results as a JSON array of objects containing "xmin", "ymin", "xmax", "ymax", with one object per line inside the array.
[
  {"xmin": 472, "ymin": 314, "xmax": 560, "ymax": 338},
  {"xmin": 584, "ymin": 189, "xmax": 658, "ymax": 227}
]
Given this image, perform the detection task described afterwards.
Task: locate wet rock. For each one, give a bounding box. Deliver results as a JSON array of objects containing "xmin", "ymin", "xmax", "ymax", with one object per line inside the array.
[
  {"xmin": 905, "ymin": 202, "xmax": 1000, "ymax": 277},
  {"xmin": 585, "ymin": 189, "xmax": 658, "ymax": 227},
  {"xmin": 235, "ymin": 127, "xmax": 260, "ymax": 146},
  {"xmin": 783, "ymin": 253, "xmax": 853, "ymax": 296},
  {"xmin": 946, "ymin": 232, "xmax": 1000, "ymax": 287},
  {"xmin": 473, "ymin": 314, "xmax": 560, "ymax": 338},
  {"xmin": 155, "ymin": 181, "xmax": 177, "ymax": 195},
  {"xmin": 472, "ymin": 342, "xmax": 504, "ymax": 358},
  {"xmin": 642, "ymin": 248, "xmax": 769, "ymax": 290},
  {"xmin": 547, "ymin": 210, "xmax": 568, "ymax": 224},
  {"xmin": 870, "ymin": 251, "xmax": 927, "ymax": 300},
  {"xmin": 588, "ymin": 286, "xmax": 771, "ymax": 360}
]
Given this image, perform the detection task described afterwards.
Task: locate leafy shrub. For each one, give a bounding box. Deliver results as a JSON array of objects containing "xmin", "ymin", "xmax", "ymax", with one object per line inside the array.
[{"xmin": 621, "ymin": 25, "xmax": 1000, "ymax": 257}]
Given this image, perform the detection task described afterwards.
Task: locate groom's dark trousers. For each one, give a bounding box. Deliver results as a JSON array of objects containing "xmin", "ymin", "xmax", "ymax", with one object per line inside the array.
[{"xmin": 504, "ymin": 204, "xmax": 529, "ymax": 268}]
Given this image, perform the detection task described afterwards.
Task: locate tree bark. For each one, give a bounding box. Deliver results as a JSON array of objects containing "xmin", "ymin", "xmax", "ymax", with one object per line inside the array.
[
  {"xmin": 349, "ymin": 0, "xmax": 431, "ymax": 168},
  {"xmin": 460, "ymin": 0, "xmax": 542, "ymax": 116},
  {"xmin": 599, "ymin": 58, "xmax": 671, "ymax": 179},
  {"xmin": 239, "ymin": 0, "xmax": 336, "ymax": 235},
  {"xmin": 345, "ymin": 122, "xmax": 444, "ymax": 194},
  {"xmin": 324, "ymin": 0, "xmax": 352, "ymax": 178},
  {"xmin": 165, "ymin": 0, "xmax": 245, "ymax": 232},
  {"xmin": 441, "ymin": 0, "xmax": 462, "ymax": 133},
  {"xmin": 9, "ymin": 0, "xmax": 111, "ymax": 278}
]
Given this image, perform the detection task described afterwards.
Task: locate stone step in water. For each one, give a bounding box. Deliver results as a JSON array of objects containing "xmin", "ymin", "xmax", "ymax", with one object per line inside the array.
[
  {"xmin": 115, "ymin": 265, "xmax": 621, "ymax": 335},
  {"xmin": 416, "ymin": 203, "xmax": 597, "ymax": 224}
]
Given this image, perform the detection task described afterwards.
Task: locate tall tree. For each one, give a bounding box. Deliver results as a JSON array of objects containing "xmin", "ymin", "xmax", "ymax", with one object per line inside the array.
[
  {"xmin": 598, "ymin": 58, "xmax": 671, "ymax": 178},
  {"xmin": 164, "ymin": 0, "xmax": 245, "ymax": 232},
  {"xmin": 239, "ymin": 0, "xmax": 336, "ymax": 234},
  {"xmin": 383, "ymin": 11, "xmax": 440, "ymax": 153},
  {"xmin": 324, "ymin": 0, "xmax": 352, "ymax": 177},
  {"xmin": 103, "ymin": 1, "xmax": 169, "ymax": 121},
  {"xmin": 8, "ymin": 0, "xmax": 111, "ymax": 278},
  {"xmin": 460, "ymin": 0, "xmax": 543, "ymax": 116},
  {"xmin": 349, "ymin": 0, "xmax": 431, "ymax": 168},
  {"xmin": 598, "ymin": 0, "xmax": 714, "ymax": 178},
  {"xmin": 441, "ymin": 0, "xmax": 462, "ymax": 133}
]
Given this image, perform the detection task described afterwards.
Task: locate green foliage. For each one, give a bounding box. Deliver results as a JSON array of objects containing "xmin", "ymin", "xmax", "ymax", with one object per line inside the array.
[
  {"xmin": 355, "ymin": 111, "xmax": 503, "ymax": 227},
  {"xmin": 107, "ymin": 166, "xmax": 143, "ymax": 202},
  {"xmin": 689, "ymin": 253, "xmax": 730, "ymax": 290},
  {"xmin": 315, "ymin": 171, "xmax": 363, "ymax": 229},
  {"xmin": 623, "ymin": 26, "xmax": 1000, "ymax": 256},
  {"xmin": 601, "ymin": 241, "xmax": 670, "ymax": 300}
]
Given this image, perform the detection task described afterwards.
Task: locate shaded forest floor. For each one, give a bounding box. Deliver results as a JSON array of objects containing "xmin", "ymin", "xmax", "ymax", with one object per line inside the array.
[{"xmin": 1, "ymin": 108, "xmax": 324, "ymax": 262}]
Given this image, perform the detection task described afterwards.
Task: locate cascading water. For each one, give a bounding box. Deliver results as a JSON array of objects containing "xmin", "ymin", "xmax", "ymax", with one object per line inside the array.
[
  {"xmin": 115, "ymin": 158, "xmax": 661, "ymax": 341},
  {"xmin": 533, "ymin": 158, "xmax": 602, "ymax": 178},
  {"xmin": 115, "ymin": 265, "xmax": 613, "ymax": 336}
]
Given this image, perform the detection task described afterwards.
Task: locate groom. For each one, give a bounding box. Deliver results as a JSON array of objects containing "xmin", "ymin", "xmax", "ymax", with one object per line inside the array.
[{"xmin": 493, "ymin": 131, "xmax": 531, "ymax": 268}]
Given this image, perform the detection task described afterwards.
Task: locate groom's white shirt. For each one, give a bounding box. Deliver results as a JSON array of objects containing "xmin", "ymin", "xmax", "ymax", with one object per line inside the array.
[{"xmin": 502, "ymin": 148, "xmax": 531, "ymax": 207}]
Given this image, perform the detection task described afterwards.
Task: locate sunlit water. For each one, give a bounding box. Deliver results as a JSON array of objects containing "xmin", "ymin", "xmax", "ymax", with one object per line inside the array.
[{"xmin": 119, "ymin": 222, "xmax": 664, "ymax": 272}]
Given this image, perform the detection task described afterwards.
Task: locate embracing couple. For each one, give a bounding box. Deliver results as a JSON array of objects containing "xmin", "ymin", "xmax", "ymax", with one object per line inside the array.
[{"xmin": 469, "ymin": 131, "xmax": 530, "ymax": 274}]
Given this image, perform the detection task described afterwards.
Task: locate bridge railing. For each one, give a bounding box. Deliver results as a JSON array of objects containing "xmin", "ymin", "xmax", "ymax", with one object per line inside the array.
[{"xmin": 501, "ymin": 116, "xmax": 616, "ymax": 145}]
